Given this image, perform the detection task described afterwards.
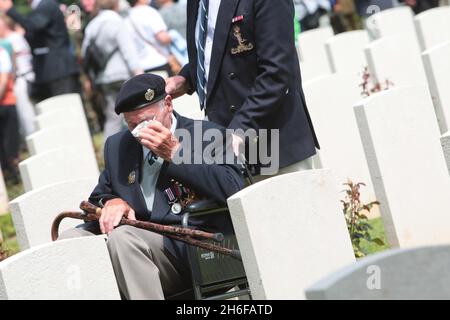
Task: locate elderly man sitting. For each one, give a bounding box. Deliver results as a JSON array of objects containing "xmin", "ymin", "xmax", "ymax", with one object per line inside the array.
[{"xmin": 60, "ymin": 74, "xmax": 244, "ymax": 300}]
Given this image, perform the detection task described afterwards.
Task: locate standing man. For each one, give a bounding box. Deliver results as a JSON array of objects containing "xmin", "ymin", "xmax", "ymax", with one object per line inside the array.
[
  {"xmin": 0, "ymin": 0, "xmax": 80, "ymax": 102},
  {"xmin": 166, "ymin": 0, "xmax": 319, "ymax": 176}
]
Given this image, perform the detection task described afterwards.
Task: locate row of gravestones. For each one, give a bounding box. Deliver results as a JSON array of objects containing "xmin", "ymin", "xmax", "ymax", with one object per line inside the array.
[
  {"xmin": 299, "ymin": 5, "xmax": 450, "ymax": 83},
  {"xmin": 300, "ymin": 5, "xmax": 450, "ymax": 214},
  {"xmin": 287, "ymin": 5, "xmax": 450, "ymax": 299}
]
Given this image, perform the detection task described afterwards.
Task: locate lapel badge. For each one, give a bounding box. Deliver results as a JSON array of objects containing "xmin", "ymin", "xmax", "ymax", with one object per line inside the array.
[
  {"xmin": 128, "ymin": 170, "xmax": 136, "ymax": 185},
  {"xmin": 231, "ymin": 25, "xmax": 254, "ymax": 55},
  {"xmin": 145, "ymin": 89, "xmax": 155, "ymax": 101}
]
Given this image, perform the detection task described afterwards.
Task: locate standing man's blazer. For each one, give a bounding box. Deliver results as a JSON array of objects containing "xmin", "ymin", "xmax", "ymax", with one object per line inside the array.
[{"xmin": 179, "ymin": 0, "xmax": 320, "ymax": 170}]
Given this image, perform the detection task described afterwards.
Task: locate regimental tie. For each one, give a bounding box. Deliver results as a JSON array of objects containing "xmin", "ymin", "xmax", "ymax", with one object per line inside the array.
[
  {"xmin": 196, "ymin": 0, "xmax": 209, "ymax": 110},
  {"xmin": 146, "ymin": 151, "xmax": 158, "ymax": 166}
]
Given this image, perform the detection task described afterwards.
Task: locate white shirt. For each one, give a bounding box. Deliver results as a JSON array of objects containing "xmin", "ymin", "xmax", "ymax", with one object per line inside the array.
[
  {"xmin": 31, "ymin": 0, "xmax": 43, "ymax": 10},
  {"xmin": 0, "ymin": 48, "xmax": 12, "ymax": 73},
  {"xmin": 6, "ymin": 32, "xmax": 34, "ymax": 80},
  {"xmin": 139, "ymin": 114, "xmax": 178, "ymax": 212},
  {"xmin": 126, "ymin": 5, "xmax": 169, "ymax": 71},
  {"xmin": 195, "ymin": 0, "xmax": 221, "ymax": 84}
]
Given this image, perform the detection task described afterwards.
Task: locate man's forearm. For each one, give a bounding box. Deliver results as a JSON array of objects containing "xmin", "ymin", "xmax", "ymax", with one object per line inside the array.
[{"xmin": 6, "ymin": 7, "xmax": 27, "ymax": 30}]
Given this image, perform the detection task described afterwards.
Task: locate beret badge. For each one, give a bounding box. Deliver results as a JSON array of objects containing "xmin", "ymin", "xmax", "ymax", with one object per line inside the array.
[{"xmin": 145, "ymin": 89, "xmax": 155, "ymax": 102}]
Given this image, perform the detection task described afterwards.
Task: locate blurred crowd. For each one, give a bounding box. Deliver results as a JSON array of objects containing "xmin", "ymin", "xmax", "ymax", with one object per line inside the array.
[{"xmin": 0, "ymin": 0, "xmax": 444, "ymax": 185}]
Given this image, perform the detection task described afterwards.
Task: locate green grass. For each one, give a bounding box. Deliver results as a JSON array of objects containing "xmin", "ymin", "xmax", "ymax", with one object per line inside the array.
[
  {"xmin": 0, "ymin": 213, "xmax": 19, "ymax": 258},
  {"xmin": 360, "ymin": 217, "xmax": 390, "ymax": 255}
]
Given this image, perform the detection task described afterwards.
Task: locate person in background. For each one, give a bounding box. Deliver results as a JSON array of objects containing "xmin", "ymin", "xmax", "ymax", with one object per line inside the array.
[
  {"xmin": 156, "ymin": 0, "xmax": 187, "ymax": 39},
  {"xmin": 0, "ymin": 0, "xmax": 81, "ymax": 103},
  {"xmin": 330, "ymin": 0, "xmax": 362, "ymax": 33},
  {"xmin": 82, "ymin": 0, "xmax": 142, "ymax": 143},
  {"xmin": 125, "ymin": 0, "xmax": 174, "ymax": 76},
  {"xmin": 0, "ymin": 46, "xmax": 19, "ymax": 185},
  {"xmin": 0, "ymin": 14, "xmax": 36, "ymax": 137},
  {"xmin": 402, "ymin": 0, "xmax": 439, "ymax": 14},
  {"xmin": 294, "ymin": 0, "xmax": 332, "ymax": 31}
]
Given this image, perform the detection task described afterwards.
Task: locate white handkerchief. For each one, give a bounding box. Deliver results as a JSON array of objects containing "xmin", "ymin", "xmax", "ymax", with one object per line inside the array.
[{"xmin": 131, "ymin": 117, "xmax": 155, "ymax": 138}]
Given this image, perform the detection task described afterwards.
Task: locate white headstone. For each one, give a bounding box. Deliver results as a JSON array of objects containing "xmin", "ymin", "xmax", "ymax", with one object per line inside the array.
[
  {"xmin": 365, "ymin": 35, "xmax": 428, "ymax": 87},
  {"xmin": 173, "ymin": 93, "xmax": 205, "ymax": 120},
  {"xmin": 304, "ymin": 74, "xmax": 376, "ymax": 213},
  {"xmin": 9, "ymin": 178, "xmax": 98, "ymax": 250},
  {"xmin": 306, "ymin": 245, "xmax": 450, "ymax": 300},
  {"xmin": 26, "ymin": 125, "xmax": 96, "ymax": 160},
  {"xmin": 325, "ymin": 30, "xmax": 370, "ymax": 75},
  {"xmin": 354, "ymin": 86, "xmax": 450, "ymax": 248},
  {"xmin": 415, "ymin": 6, "xmax": 450, "ymax": 51},
  {"xmin": 300, "ymin": 61, "xmax": 330, "ymax": 83},
  {"xmin": 298, "ymin": 27, "xmax": 333, "ymax": 78},
  {"xmin": 227, "ymin": 169, "xmax": 355, "ymax": 300},
  {"xmin": 36, "ymin": 94, "xmax": 83, "ymax": 115},
  {"xmin": 422, "ymin": 41, "xmax": 450, "ymax": 134},
  {"xmin": 19, "ymin": 147, "xmax": 99, "ymax": 192},
  {"xmin": 0, "ymin": 236, "xmax": 120, "ymax": 299},
  {"xmin": 0, "ymin": 169, "xmax": 8, "ymax": 215},
  {"xmin": 366, "ymin": 6, "xmax": 417, "ymax": 40},
  {"xmin": 440, "ymin": 132, "xmax": 450, "ymax": 176},
  {"xmin": 35, "ymin": 105, "xmax": 90, "ymax": 132}
]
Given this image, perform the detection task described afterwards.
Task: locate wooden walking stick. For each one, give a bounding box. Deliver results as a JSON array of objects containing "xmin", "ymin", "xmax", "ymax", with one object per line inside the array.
[{"xmin": 51, "ymin": 201, "xmax": 241, "ymax": 260}]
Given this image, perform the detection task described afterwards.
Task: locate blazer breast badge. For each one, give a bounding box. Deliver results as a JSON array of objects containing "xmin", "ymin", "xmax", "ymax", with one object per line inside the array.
[{"xmin": 231, "ymin": 25, "xmax": 254, "ymax": 55}]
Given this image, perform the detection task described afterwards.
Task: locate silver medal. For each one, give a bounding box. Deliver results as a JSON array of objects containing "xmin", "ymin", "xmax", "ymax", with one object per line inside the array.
[{"xmin": 171, "ymin": 203, "xmax": 182, "ymax": 215}]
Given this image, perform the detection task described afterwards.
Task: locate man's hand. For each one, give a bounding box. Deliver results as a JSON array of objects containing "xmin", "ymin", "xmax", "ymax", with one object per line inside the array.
[
  {"xmin": 0, "ymin": 0, "xmax": 13, "ymax": 12},
  {"xmin": 165, "ymin": 75, "xmax": 189, "ymax": 99},
  {"xmin": 100, "ymin": 198, "xmax": 136, "ymax": 235},
  {"xmin": 138, "ymin": 121, "xmax": 181, "ymax": 162}
]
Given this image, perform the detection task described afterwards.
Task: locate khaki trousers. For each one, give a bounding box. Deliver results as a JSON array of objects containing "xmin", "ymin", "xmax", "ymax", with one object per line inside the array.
[{"xmin": 59, "ymin": 224, "xmax": 190, "ymax": 300}]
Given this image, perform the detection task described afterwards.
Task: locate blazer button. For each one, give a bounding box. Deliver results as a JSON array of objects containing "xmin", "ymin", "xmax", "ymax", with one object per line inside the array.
[
  {"xmin": 228, "ymin": 72, "xmax": 237, "ymax": 80},
  {"xmin": 230, "ymin": 105, "xmax": 237, "ymax": 113}
]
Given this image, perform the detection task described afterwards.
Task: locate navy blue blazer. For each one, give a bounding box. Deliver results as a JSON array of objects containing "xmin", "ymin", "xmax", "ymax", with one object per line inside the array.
[
  {"xmin": 89, "ymin": 113, "xmax": 245, "ymax": 266},
  {"xmin": 179, "ymin": 0, "xmax": 319, "ymax": 170}
]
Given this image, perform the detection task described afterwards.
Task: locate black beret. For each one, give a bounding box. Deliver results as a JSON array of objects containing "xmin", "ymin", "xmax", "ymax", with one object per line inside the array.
[{"xmin": 115, "ymin": 73, "xmax": 167, "ymax": 115}]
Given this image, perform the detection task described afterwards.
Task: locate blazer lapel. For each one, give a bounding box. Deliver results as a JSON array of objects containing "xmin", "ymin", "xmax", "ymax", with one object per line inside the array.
[
  {"xmin": 206, "ymin": 0, "xmax": 241, "ymax": 103},
  {"xmin": 122, "ymin": 132, "xmax": 148, "ymax": 216}
]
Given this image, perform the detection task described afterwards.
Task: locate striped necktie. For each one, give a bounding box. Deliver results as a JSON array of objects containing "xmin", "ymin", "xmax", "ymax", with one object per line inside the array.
[{"xmin": 197, "ymin": 0, "xmax": 209, "ymax": 110}]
